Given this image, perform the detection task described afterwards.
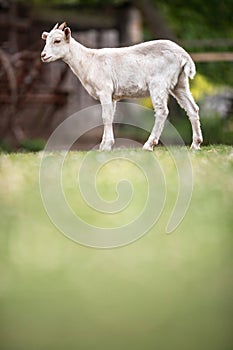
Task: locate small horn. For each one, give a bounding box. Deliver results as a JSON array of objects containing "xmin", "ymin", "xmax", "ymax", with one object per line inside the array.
[
  {"xmin": 52, "ymin": 23, "xmax": 59, "ymax": 30},
  {"xmin": 58, "ymin": 22, "xmax": 67, "ymax": 30}
]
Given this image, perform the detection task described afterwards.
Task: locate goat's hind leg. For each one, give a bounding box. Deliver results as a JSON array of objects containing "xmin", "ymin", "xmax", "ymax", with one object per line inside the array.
[
  {"xmin": 143, "ymin": 90, "xmax": 169, "ymax": 151},
  {"xmin": 172, "ymin": 75, "xmax": 203, "ymax": 150}
]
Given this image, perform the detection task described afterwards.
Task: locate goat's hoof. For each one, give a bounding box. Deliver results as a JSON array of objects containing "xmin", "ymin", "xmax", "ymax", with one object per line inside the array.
[
  {"xmin": 190, "ymin": 142, "xmax": 201, "ymax": 151},
  {"xmin": 143, "ymin": 143, "xmax": 154, "ymax": 151},
  {"xmin": 99, "ymin": 145, "xmax": 112, "ymax": 151}
]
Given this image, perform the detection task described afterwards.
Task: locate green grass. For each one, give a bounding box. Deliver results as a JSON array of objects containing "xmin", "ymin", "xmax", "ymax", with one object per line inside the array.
[{"xmin": 0, "ymin": 145, "xmax": 233, "ymax": 350}]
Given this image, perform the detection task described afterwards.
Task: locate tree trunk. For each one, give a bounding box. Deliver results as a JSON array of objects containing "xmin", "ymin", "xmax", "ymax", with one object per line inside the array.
[{"xmin": 132, "ymin": 0, "xmax": 176, "ymax": 40}]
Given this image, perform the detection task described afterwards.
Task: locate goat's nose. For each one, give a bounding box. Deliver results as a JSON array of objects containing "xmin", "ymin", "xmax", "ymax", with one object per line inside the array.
[{"xmin": 41, "ymin": 52, "xmax": 46, "ymax": 58}]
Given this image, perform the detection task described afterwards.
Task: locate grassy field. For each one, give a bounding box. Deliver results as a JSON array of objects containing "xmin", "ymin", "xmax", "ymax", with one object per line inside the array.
[{"xmin": 0, "ymin": 145, "xmax": 233, "ymax": 350}]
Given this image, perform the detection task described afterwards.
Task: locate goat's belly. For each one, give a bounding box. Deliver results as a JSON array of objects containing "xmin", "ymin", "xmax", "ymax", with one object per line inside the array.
[{"xmin": 113, "ymin": 84, "xmax": 149, "ymax": 100}]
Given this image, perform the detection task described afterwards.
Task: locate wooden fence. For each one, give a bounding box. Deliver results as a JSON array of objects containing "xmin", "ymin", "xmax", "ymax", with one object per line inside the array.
[{"xmin": 191, "ymin": 52, "xmax": 233, "ymax": 62}]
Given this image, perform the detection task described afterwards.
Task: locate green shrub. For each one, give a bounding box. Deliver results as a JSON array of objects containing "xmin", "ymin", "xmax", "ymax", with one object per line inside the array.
[
  {"xmin": 201, "ymin": 115, "xmax": 233, "ymax": 145},
  {"xmin": 0, "ymin": 140, "xmax": 12, "ymax": 153},
  {"xmin": 171, "ymin": 114, "xmax": 233, "ymax": 146},
  {"xmin": 20, "ymin": 138, "xmax": 46, "ymax": 152}
]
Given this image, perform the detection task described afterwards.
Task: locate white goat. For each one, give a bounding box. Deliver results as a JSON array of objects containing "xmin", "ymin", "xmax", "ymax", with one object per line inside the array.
[{"xmin": 41, "ymin": 22, "xmax": 203, "ymax": 151}]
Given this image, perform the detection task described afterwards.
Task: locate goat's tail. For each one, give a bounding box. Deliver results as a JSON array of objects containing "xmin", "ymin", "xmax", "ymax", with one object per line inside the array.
[{"xmin": 182, "ymin": 54, "xmax": 196, "ymax": 80}]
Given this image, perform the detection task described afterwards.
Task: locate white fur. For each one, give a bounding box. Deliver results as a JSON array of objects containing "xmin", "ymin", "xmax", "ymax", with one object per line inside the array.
[{"xmin": 41, "ymin": 25, "xmax": 203, "ymax": 151}]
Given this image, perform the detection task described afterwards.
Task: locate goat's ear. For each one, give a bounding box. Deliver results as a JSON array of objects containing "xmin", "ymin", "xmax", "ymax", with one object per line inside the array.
[
  {"xmin": 41, "ymin": 32, "xmax": 48, "ymax": 40},
  {"xmin": 64, "ymin": 27, "xmax": 71, "ymax": 42}
]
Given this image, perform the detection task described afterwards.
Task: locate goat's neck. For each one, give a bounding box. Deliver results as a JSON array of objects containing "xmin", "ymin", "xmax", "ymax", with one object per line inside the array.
[{"xmin": 63, "ymin": 38, "xmax": 94, "ymax": 81}]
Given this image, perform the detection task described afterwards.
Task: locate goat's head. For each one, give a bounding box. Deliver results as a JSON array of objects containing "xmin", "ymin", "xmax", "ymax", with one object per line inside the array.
[{"xmin": 41, "ymin": 22, "xmax": 71, "ymax": 62}]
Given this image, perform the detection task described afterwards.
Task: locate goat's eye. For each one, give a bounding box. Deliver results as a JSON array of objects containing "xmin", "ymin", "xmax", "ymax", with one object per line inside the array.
[{"xmin": 54, "ymin": 39, "xmax": 61, "ymax": 44}]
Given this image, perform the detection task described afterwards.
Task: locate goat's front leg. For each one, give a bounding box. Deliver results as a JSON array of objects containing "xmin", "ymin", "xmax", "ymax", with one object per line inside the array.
[{"xmin": 99, "ymin": 99, "xmax": 116, "ymax": 151}]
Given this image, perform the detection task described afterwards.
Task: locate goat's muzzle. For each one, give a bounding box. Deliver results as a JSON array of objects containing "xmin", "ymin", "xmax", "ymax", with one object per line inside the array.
[{"xmin": 41, "ymin": 52, "xmax": 51, "ymax": 62}]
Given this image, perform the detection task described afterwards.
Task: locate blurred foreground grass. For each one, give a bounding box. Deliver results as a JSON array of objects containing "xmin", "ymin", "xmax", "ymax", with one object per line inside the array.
[{"xmin": 0, "ymin": 146, "xmax": 233, "ymax": 350}]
